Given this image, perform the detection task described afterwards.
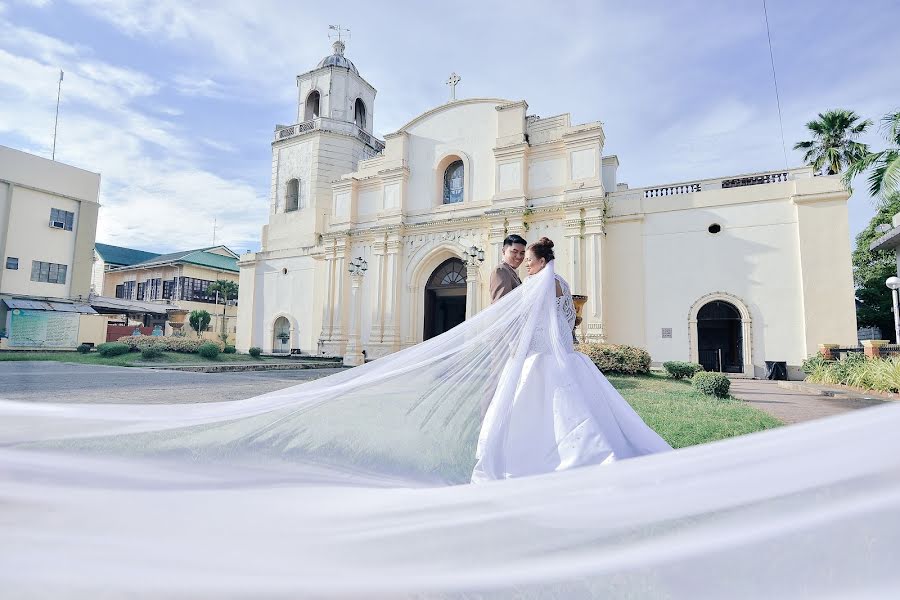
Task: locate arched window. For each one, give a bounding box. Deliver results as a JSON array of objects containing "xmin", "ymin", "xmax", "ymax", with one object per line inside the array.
[
  {"xmin": 442, "ymin": 160, "xmax": 464, "ymax": 204},
  {"xmin": 304, "ymin": 91, "xmax": 320, "ymax": 121},
  {"xmin": 285, "ymin": 178, "xmax": 300, "ymax": 212},
  {"xmin": 354, "ymin": 98, "xmax": 366, "ymax": 129}
]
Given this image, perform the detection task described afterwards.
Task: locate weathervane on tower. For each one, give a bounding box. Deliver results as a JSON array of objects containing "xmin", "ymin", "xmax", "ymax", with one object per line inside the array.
[
  {"xmin": 446, "ymin": 72, "xmax": 461, "ymax": 102},
  {"xmin": 328, "ymin": 24, "xmax": 351, "ymax": 54}
]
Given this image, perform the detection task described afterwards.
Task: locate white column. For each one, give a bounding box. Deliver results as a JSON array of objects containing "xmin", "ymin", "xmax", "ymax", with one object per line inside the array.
[
  {"xmin": 568, "ymin": 234, "xmax": 582, "ymax": 293},
  {"xmin": 368, "ymin": 240, "xmax": 386, "ymax": 344},
  {"xmin": 317, "ymin": 254, "xmax": 335, "ymax": 351},
  {"xmin": 381, "ymin": 240, "xmax": 402, "ymax": 350},
  {"xmin": 585, "ymin": 231, "xmax": 605, "ymax": 342},
  {"xmin": 343, "ymin": 273, "xmax": 365, "ymax": 366},
  {"xmin": 465, "ymin": 261, "xmax": 481, "ymax": 320}
]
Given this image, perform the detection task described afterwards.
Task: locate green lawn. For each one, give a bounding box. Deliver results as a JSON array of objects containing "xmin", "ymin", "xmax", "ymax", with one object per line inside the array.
[
  {"xmin": 0, "ymin": 350, "xmax": 299, "ymax": 367},
  {"xmin": 609, "ymin": 372, "xmax": 782, "ymax": 448}
]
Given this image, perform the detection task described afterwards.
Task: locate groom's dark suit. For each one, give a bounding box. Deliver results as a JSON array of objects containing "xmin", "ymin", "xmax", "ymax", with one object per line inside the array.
[{"xmin": 489, "ymin": 262, "xmax": 522, "ymax": 304}]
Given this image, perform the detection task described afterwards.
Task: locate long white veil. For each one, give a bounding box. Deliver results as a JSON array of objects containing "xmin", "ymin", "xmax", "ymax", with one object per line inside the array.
[
  {"xmin": 0, "ymin": 260, "xmax": 561, "ymax": 485},
  {"xmin": 2, "ymin": 260, "xmax": 900, "ymax": 598}
]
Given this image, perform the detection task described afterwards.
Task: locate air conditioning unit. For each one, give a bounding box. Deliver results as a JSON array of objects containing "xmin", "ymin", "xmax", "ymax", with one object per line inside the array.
[{"xmin": 50, "ymin": 220, "xmax": 65, "ymax": 229}]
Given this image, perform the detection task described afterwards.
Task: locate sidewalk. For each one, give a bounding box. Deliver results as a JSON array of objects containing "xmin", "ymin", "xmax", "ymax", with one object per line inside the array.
[{"xmin": 728, "ymin": 379, "xmax": 891, "ymax": 425}]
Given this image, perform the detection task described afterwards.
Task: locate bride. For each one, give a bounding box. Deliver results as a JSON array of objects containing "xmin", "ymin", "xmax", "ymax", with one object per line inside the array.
[{"xmin": 473, "ymin": 237, "xmax": 671, "ymax": 482}]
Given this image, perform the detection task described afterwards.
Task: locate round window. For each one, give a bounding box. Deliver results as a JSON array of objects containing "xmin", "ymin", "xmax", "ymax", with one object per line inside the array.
[{"xmin": 708, "ymin": 223, "xmax": 722, "ymax": 234}]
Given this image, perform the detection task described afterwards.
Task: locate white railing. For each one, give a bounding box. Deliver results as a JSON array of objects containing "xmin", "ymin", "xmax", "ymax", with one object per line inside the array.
[
  {"xmin": 274, "ymin": 117, "xmax": 385, "ymax": 152},
  {"xmin": 644, "ymin": 183, "xmax": 701, "ymax": 198},
  {"xmin": 637, "ymin": 167, "xmax": 812, "ymax": 199}
]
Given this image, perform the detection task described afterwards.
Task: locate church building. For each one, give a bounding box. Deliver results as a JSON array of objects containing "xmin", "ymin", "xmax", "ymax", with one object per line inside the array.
[{"xmin": 236, "ymin": 40, "xmax": 858, "ymax": 379}]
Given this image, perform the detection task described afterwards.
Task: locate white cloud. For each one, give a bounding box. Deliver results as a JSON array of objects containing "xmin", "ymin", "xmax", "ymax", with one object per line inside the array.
[{"xmin": 0, "ymin": 16, "xmax": 267, "ymax": 253}]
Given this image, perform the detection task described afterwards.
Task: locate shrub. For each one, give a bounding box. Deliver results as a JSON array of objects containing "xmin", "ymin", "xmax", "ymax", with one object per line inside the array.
[
  {"xmin": 223, "ymin": 345, "xmax": 236, "ymax": 354},
  {"xmin": 801, "ymin": 353, "xmax": 827, "ymax": 374},
  {"xmin": 805, "ymin": 354, "xmax": 900, "ymax": 393},
  {"xmin": 141, "ymin": 346, "xmax": 164, "ymax": 360},
  {"xmin": 248, "ymin": 346, "xmax": 262, "ymax": 358},
  {"xmin": 189, "ymin": 310, "xmax": 211, "ymax": 337},
  {"xmin": 198, "ymin": 342, "xmax": 220, "ymax": 359},
  {"xmin": 116, "ymin": 335, "xmax": 224, "ymax": 353},
  {"xmin": 692, "ymin": 372, "xmax": 731, "ymax": 398},
  {"xmin": 76, "ymin": 343, "xmax": 92, "ymax": 354},
  {"xmin": 576, "ymin": 343, "xmax": 651, "ymax": 375},
  {"xmin": 97, "ymin": 342, "xmax": 130, "ymax": 357},
  {"xmin": 663, "ymin": 361, "xmax": 703, "ymax": 380}
]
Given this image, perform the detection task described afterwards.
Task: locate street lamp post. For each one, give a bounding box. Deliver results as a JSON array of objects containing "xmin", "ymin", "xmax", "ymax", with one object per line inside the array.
[
  {"xmin": 465, "ymin": 245, "xmax": 485, "ymax": 319},
  {"xmin": 344, "ymin": 257, "xmax": 368, "ymax": 366},
  {"xmin": 886, "ymin": 276, "xmax": 900, "ymax": 343}
]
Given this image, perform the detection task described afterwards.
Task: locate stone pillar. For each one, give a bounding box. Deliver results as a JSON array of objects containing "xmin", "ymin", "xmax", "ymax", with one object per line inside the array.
[
  {"xmin": 343, "ymin": 272, "xmax": 365, "ymax": 366},
  {"xmin": 465, "ymin": 261, "xmax": 481, "ymax": 320},
  {"xmin": 584, "ymin": 230, "xmax": 606, "ymax": 342},
  {"xmin": 862, "ymin": 339, "xmax": 888, "ymax": 359},
  {"xmin": 818, "ymin": 343, "xmax": 839, "ymax": 360}
]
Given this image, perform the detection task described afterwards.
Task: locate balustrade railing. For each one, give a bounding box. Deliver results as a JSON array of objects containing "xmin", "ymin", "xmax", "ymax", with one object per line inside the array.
[
  {"xmin": 644, "ymin": 183, "xmax": 701, "ymax": 198},
  {"xmin": 722, "ymin": 171, "xmax": 789, "ymax": 189},
  {"xmin": 275, "ymin": 118, "xmax": 384, "ymax": 152}
]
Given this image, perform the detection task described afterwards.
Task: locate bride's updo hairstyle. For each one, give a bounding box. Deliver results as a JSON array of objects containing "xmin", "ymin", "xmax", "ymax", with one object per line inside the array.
[{"xmin": 528, "ymin": 237, "xmax": 555, "ymax": 262}]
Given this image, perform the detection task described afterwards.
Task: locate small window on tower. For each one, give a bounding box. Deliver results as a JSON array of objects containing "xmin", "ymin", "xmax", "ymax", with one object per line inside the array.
[{"xmin": 285, "ymin": 179, "xmax": 300, "ymax": 211}]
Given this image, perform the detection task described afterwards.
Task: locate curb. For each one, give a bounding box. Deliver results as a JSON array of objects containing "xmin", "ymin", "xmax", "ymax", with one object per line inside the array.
[{"xmin": 136, "ymin": 362, "xmax": 344, "ymax": 373}]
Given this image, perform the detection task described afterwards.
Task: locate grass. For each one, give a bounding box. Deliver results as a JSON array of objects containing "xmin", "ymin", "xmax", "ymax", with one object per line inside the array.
[
  {"xmin": 608, "ymin": 372, "xmax": 782, "ymax": 448},
  {"xmin": 0, "ymin": 350, "xmax": 299, "ymax": 367}
]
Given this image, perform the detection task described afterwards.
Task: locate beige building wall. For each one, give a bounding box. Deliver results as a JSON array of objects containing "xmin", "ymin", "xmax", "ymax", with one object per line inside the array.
[{"xmin": 0, "ymin": 145, "xmax": 100, "ymax": 301}]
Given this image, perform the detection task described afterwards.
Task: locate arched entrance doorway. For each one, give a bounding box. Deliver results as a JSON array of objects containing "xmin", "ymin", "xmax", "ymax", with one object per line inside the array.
[
  {"xmin": 273, "ymin": 316, "xmax": 291, "ymax": 353},
  {"xmin": 696, "ymin": 300, "xmax": 743, "ymax": 373},
  {"xmin": 424, "ymin": 258, "xmax": 467, "ymax": 340}
]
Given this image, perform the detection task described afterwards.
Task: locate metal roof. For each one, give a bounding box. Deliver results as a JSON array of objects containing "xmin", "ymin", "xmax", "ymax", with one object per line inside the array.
[
  {"xmin": 87, "ymin": 295, "xmax": 171, "ymax": 316},
  {"xmin": 94, "ymin": 243, "xmax": 160, "ymax": 267},
  {"xmin": 3, "ymin": 298, "xmax": 97, "ymax": 314}
]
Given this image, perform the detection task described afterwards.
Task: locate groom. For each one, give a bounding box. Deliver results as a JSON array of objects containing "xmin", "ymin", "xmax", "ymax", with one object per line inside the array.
[{"xmin": 489, "ymin": 234, "xmax": 526, "ymax": 304}]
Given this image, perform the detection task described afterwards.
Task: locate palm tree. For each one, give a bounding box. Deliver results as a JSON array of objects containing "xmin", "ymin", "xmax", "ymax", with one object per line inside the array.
[
  {"xmin": 844, "ymin": 110, "xmax": 900, "ymax": 201},
  {"xmin": 794, "ymin": 109, "xmax": 871, "ymax": 178}
]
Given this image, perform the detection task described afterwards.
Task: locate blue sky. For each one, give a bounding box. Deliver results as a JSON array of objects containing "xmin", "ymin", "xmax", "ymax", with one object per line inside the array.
[{"xmin": 1, "ymin": 0, "xmax": 897, "ymax": 254}]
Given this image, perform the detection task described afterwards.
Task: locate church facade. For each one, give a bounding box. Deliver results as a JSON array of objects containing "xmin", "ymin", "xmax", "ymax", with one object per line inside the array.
[{"xmin": 236, "ymin": 41, "xmax": 858, "ymax": 379}]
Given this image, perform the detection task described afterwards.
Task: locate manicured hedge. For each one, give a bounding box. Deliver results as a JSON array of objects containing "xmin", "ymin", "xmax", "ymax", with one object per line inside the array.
[
  {"xmin": 663, "ymin": 361, "xmax": 704, "ymax": 380},
  {"xmin": 692, "ymin": 372, "xmax": 731, "ymax": 398},
  {"xmin": 576, "ymin": 343, "xmax": 651, "ymax": 375}
]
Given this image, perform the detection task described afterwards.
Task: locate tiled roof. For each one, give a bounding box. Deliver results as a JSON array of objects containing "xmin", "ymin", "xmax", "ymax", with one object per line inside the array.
[{"xmin": 94, "ymin": 243, "xmax": 160, "ymax": 266}]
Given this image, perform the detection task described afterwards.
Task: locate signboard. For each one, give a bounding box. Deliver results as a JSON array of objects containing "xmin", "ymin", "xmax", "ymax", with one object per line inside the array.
[{"xmin": 7, "ymin": 308, "xmax": 80, "ymax": 348}]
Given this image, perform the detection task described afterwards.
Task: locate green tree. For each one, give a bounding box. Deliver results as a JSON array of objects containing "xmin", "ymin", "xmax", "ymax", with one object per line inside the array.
[
  {"xmin": 794, "ymin": 109, "xmax": 871, "ymax": 178},
  {"xmin": 853, "ymin": 193, "xmax": 900, "ymax": 342},
  {"xmin": 206, "ymin": 280, "xmax": 239, "ymax": 339},
  {"xmin": 189, "ymin": 309, "xmax": 211, "ymax": 338},
  {"xmin": 844, "ymin": 110, "xmax": 900, "ymax": 201}
]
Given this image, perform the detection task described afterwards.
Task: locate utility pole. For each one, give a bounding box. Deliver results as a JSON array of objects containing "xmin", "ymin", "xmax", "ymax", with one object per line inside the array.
[{"xmin": 52, "ymin": 70, "xmax": 63, "ymax": 160}]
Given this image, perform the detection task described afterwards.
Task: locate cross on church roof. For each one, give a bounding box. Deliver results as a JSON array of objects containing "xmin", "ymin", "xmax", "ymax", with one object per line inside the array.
[
  {"xmin": 446, "ymin": 72, "xmax": 461, "ymax": 102},
  {"xmin": 328, "ymin": 24, "xmax": 350, "ymax": 43}
]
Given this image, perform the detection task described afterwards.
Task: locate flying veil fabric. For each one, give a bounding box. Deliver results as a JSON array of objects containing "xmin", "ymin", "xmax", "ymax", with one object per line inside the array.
[{"xmin": 1, "ymin": 261, "xmax": 900, "ymax": 597}]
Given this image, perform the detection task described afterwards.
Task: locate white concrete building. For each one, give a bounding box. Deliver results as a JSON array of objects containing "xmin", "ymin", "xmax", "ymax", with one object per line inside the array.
[
  {"xmin": 0, "ymin": 145, "xmax": 103, "ymax": 348},
  {"xmin": 237, "ymin": 42, "xmax": 858, "ymax": 378}
]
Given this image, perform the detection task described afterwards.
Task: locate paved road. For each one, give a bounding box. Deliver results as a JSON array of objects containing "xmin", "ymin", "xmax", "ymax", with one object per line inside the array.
[
  {"xmin": 0, "ymin": 362, "xmax": 343, "ymax": 404},
  {"xmin": 728, "ymin": 379, "xmax": 890, "ymax": 425}
]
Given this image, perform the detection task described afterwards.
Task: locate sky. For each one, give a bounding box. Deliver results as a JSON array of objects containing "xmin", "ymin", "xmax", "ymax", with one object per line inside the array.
[{"xmin": 1, "ymin": 0, "xmax": 898, "ymax": 254}]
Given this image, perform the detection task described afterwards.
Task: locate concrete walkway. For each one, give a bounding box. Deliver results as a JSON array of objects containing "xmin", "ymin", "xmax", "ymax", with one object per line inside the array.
[{"xmin": 728, "ymin": 379, "xmax": 891, "ymax": 425}]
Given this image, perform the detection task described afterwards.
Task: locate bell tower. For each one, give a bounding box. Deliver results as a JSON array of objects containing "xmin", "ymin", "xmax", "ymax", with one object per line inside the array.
[{"xmin": 262, "ymin": 36, "xmax": 382, "ymax": 251}]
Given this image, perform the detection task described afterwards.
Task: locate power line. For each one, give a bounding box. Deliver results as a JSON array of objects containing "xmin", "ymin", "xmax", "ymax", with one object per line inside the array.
[{"xmin": 763, "ymin": 0, "xmax": 789, "ymax": 170}]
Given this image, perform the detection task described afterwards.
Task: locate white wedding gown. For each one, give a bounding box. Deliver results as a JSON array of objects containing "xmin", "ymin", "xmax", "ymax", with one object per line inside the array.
[{"xmin": 473, "ymin": 272, "xmax": 671, "ymax": 482}]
